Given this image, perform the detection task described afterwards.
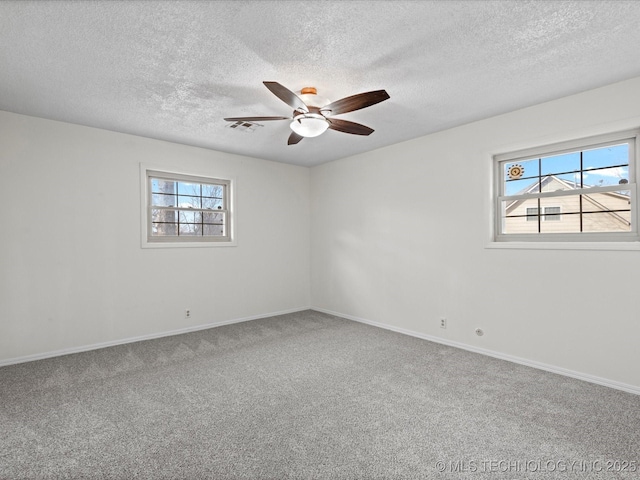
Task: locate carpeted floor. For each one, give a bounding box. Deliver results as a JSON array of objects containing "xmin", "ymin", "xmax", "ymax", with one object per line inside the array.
[{"xmin": 1, "ymin": 310, "xmax": 639, "ymax": 479}]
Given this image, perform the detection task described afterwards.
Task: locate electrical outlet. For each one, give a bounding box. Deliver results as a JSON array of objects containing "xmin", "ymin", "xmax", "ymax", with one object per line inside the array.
[
  {"xmin": 440, "ymin": 318, "xmax": 447, "ymax": 329},
  {"xmin": 185, "ymin": 309, "xmax": 191, "ymax": 319}
]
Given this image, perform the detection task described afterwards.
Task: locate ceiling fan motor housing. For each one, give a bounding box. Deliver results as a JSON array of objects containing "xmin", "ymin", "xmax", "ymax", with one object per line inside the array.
[{"xmin": 299, "ymin": 87, "xmax": 331, "ymax": 110}]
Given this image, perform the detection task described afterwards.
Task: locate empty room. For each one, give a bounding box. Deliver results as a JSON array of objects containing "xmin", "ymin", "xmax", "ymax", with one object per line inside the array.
[{"xmin": 1, "ymin": 1, "xmax": 639, "ymax": 478}]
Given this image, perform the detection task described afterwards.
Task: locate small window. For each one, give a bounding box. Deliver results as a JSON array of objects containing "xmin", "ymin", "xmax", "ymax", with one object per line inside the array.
[
  {"xmin": 142, "ymin": 169, "xmax": 232, "ymax": 245},
  {"xmin": 495, "ymin": 130, "xmax": 638, "ymax": 242},
  {"xmin": 526, "ymin": 206, "xmax": 561, "ymax": 222},
  {"xmin": 544, "ymin": 206, "xmax": 561, "ymax": 221}
]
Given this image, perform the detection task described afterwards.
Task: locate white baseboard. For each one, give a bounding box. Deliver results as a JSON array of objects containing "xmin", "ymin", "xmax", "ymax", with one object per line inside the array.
[
  {"xmin": 0, "ymin": 306, "xmax": 310, "ymax": 368},
  {"xmin": 312, "ymin": 307, "xmax": 640, "ymax": 396},
  {"xmin": 5, "ymin": 305, "xmax": 638, "ymax": 396}
]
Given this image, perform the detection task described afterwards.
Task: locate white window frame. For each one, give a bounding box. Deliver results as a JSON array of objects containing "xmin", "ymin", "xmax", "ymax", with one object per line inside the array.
[
  {"xmin": 493, "ymin": 129, "xmax": 639, "ymax": 244},
  {"xmin": 140, "ymin": 165, "xmax": 235, "ymax": 248}
]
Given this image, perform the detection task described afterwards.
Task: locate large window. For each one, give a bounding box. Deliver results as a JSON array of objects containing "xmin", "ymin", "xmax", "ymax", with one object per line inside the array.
[
  {"xmin": 143, "ymin": 169, "xmax": 232, "ymax": 245},
  {"xmin": 495, "ymin": 130, "xmax": 638, "ymax": 242}
]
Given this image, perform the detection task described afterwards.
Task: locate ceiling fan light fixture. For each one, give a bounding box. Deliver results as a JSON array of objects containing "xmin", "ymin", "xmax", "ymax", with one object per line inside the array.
[
  {"xmin": 290, "ymin": 113, "xmax": 329, "ymax": 138},
  {"xmin": 224, "ymin": 81, "xmax": 389, "ymax": 145}
]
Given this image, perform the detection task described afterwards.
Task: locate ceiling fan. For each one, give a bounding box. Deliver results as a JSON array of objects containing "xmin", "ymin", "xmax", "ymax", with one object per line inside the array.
[{"xmin": 224, "ymin": 82, "xmax": 390, "ymax": 145}]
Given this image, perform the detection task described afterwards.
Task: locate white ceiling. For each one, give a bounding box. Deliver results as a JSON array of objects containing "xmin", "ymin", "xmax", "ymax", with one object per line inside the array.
[{"xmin": 2, "ymin": 1, "xmax": 640, "ymax": 167}]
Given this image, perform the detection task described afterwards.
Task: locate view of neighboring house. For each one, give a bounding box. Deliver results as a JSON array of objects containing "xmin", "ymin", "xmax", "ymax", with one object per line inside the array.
[{"xmin": 503, "ymin": 175, "xmax": 632, "ymax": 234}]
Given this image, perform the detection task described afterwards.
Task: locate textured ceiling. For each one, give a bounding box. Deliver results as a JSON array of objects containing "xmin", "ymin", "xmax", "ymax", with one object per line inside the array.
[{"xmin": 2, "ymin": 1, "xmax": 640, "ymax": 167}]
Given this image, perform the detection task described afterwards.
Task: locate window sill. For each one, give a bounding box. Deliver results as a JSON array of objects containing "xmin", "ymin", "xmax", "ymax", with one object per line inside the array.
[
  {"xmin": 141, "ymin": 240, "xmax": 237, "ymax": 249},
  {"xmin": 486, "ymin": 241, "xmax": 640, "ymax": 251}
]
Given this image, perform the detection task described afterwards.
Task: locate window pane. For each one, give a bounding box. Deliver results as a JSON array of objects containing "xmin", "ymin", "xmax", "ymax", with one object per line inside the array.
[
  {"xmin": 152, "ymin": 222, "xmax": 177, "ymax": 236},
  {"xmin": 539, "ymin": 175, "xmax": 576, "ymax": 192},
  {"xmin": 202, "ymin": 212, "xmax": 224, "ymax": 224},
  {"xmin": 583, "ymin": 165, "xmax": 629, "ymax": 187},
  {"xmin": 555, "ymin": 173, "xmax": 582, "ymax": 189},
  {"xmin": 539, "ymin": 197, "xmax": 577, "ymax": 233},
  {"xmin": 202, "ymin": 197, "xmax": 223, "ymax": 210},
  {"xmin": 151, "ymin": 209, "xmax": 177, "ymax": 223},
  {"xmin": 502, "ymin": 215, "xmax": 539, "ymax": 234},
  {"xmin": 541, "ymin": 152, "xmax": 580, "ymax": 176},
  {"xmin": 177, "ymin": 195, "xmax": 201, "ymax": 209},
  {"xmin": 502, "ymin": 200, "xmax": 540, "ymax": 234},
  {"xmin": 202, "ymin": 184, "xmax": 224, "ymax": 198},
  {"xmin": 539, "ymin": 213, "xmax": 580, "ymax": 233},
  {"xmin": 177, "ymin": 182, "xmax": 200, "ymax": 196},
  {"xmin": 151, "ymin": 179, "xmax": 176, "ymax": 194},
  {"xmin": 179, "ymin": 223, "xmax": 200, "ymax": 236},
  {"xmin": 540, "ymin": 195, "xmax": 575, "ymax": 215},
  {"xmin": 151, "ymin": 193, "xmax": 176, "ymax": 207},
  {"xmin": 504, "ymin": 158, "xmax": 539, "ymax": 183},
  {"xmin": 504, "ymin": 177, "xmax": 539, "ymax": 196},
  {"xmin": 203, "ymin": 224, "xmax": 224, "ymax": 236},
  {"xmin": 178, "ymin": 210, "xmax": 200, "ymax": 224},
  {"xmin": 582, "ymin": 212, "xmax": 631, "ymax": 232},
  {"xmin": 581, "ymin": 190, "xmax": 631, "ymax": 212},
  {"xmin": 583, "ymin": 143, "xmax": 629, "ymax": 170}
]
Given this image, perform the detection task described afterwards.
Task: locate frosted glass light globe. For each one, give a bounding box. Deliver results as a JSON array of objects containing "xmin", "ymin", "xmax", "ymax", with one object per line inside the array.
[{"xmin": 290, "ymin": 113, "xmax": 329, "ymax": 137}]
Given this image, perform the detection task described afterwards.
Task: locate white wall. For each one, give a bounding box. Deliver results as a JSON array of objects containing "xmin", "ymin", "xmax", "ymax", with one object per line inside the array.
[
  {"xmin": 3, "ymin": 77, "xmax": 640, "ymax": 391},
  {"xmin": 0, "ymin": 111, "xmax": 310, "ymax": 362},
  {"xmin": 311, "ymin": 77, "xmax": 640, "ymax": 390}
]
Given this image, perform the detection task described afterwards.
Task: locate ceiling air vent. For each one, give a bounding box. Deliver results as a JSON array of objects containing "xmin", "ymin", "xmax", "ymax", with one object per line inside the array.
[{"xmin": 226, "ymin": 120, "xmax": 263, "ymax": 133}]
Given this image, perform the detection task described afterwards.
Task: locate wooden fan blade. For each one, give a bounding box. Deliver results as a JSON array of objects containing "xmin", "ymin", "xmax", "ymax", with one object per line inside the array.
[
  {"xmin": 263, "ymin": 82, "xmax": 309, "ymax": 113},
  {"xmin": 322, "ymin": 90, "xmax": 389, "ymax": 116},
  {"xmin": 327, "ymin": 118, "xmax": 374, "ymax": 136},
  {"xmin": 288, "ymin": 131, "xmax": 304, "ymax": 145},
  {"xmin": 224, "ymin": 116, "xmax": 290, "ymax": 122}
]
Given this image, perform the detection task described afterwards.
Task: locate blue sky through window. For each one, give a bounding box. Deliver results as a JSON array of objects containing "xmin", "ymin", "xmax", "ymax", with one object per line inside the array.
[{"xmin": 504, "ymin": 143, "xmax": 629, "ymax": 196}]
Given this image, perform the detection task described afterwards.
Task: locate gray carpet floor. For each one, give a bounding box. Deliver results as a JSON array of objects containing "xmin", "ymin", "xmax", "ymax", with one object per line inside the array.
[{"xmin": 1, "ymin": 310, "xmax": 639, "ymax": 479}]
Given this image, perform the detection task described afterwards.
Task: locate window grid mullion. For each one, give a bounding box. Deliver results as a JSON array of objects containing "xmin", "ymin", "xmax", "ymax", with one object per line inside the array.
[
  {"xmin": 538, "ymin": 158, "xmax": 542, "ymax": 232},
  {"xmin": 498, "ymin": 183, "xmax": 632, "ymax": 202},
  {"xmin": 580, "ymin": 151, "xmax": 583, "ymax": 232},
  {"xmin": 200, "ymin": 184, "xmax": 203, "ymax": 236},
  {"xmin": 176, "ymin": 181, "xmax": 181, "ymax": 236}
]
